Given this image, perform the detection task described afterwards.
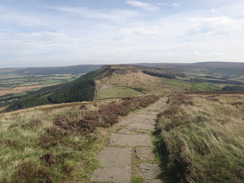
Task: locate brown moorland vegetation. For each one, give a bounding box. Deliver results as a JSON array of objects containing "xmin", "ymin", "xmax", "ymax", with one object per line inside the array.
[
  {"xmin": 156, "ymin": 92, "xmax": 244, "ymax": 182},
  {"xmin": 0, "ymin": 94, "xmax": 158, "ymax": 183}
]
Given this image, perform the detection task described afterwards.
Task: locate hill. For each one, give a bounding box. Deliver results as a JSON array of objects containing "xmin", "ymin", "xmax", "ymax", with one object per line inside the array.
[
  {"xmin": 4, "ymin": 69, "xmax": 99, "ymax": 111},
  {"xmin": 1, "ymin": 62, "xmax": 243, "ymax": 182},
  {"xmin": 3, "ymin": 65, "xmax": 180, "ymax": 111},
  {"xmin": 3, "ymin": 64, "xmax": 225, "ymax": 112}
]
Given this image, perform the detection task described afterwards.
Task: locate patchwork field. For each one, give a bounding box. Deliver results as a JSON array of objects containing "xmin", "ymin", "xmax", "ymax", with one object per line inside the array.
[{"xmin": 0, "ymin": 74, "xmax": 82, "ymax": 97}]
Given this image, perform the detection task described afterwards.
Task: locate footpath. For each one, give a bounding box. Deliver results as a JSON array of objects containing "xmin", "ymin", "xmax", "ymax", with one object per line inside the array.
[{"xmin": 91, "ymin": 97, "xmax": 167, "ymax": 183}]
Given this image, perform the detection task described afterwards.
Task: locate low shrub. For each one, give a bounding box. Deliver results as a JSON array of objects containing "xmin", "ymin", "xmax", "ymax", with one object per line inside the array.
[
  {"xmin": 157, "ymin": 94, "xmax": 244, "ymax": 183},
  {"xmin": 12, "ymin": 161, "xmax": 53, "ymax": 183}
]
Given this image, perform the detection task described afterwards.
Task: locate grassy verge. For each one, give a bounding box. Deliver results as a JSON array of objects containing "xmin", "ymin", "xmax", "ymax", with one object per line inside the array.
[
  {"xmin": 156, "ymin": 93, "xmax": 244, "ymax": 182},
  {"xmin": 0, "ymin": 94, "xmax": 159, "ymax": 183}
]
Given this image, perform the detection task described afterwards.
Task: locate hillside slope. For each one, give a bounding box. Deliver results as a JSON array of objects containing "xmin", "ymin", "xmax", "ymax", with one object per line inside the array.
[
  {"xmin": 3, "ymin": 64, "xmax": 224, "ymax": 112},
  {"xmin": 4, "ymin": 65, "xmax": 169, "ymax": 111},
  {"xmin": 0, "ymin": 94, "xmax": 159, "ymax": 183},
  {"xmin": 4, "ymin": 69, "xmax": 99, "ymax": 111}
]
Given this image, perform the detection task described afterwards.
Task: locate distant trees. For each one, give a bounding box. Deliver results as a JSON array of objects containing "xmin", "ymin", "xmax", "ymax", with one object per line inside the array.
[
  {"xmin": 48, "ymin": 79, "xmax": 95, "ymax": 103},
  {"xmin": 222, "ymin": 86, "xmax": 244, "ymax": 91},
  {"xmin": 143, "ymin": 71, "xmax": 176, "ymax": 79}
]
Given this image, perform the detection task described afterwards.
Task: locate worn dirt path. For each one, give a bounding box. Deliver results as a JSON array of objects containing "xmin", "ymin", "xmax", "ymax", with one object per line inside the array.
[{"xmin": 91, "ymin": 97, "xmax": 167, "ymax": 183}]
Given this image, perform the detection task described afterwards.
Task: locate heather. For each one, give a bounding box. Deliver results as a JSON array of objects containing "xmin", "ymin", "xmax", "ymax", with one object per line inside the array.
[
  {"xmin": 156, "ymin": 93, "xmax": 244, "ymax": 183},
  {"xmin": 0, "ymin": 95, "xmax": 158, "ymax": 182}
]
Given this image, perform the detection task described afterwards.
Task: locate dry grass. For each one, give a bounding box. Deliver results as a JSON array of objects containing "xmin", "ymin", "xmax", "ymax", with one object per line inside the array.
[
  {"xmin": 96, "ymin": 86, "xmax": 142, "ymax": 100},
  {"xmin": 157, "ymin": 93, "xmax": 244, "ymax": 183},
  {"xmin": 96, "ymin": 68, "xmax": 164, "ymax": 95},
  {"xmin": 0, "ymin": 94, "xmax": 159, "ymax": 182},
  {"xmin": 0, "ymin": 101, "xmax": 106, "ymax": 182}
]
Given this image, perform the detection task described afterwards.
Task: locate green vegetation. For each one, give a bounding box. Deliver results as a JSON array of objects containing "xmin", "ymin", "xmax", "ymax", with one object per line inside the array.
[
  {"xmin": 131, "ymin": 175, "xmax": 143, "ymax": 183},
  {"xmin": 222, "ymin": 85, "xmax": 244, "ymax": 91},
  {"xmin": 143, "ymin": 70, "xmax": 176, "ymax": 79},
  {"xmin": 156, "ymin": 93, "xmax": 244, "ymax": 182},
  {"xmin": 96, "ymin": 86, "xmax": 142, "ymax": 100},
  {"xmin": 1, "ymin": 63, "xmax": 243, "ymax": 182},
  {"xmin": 0, "ymin": 74, "xmax": 81, "ymax": 89},
  {"xmin": 0, "ymin": 95, "xmax": 159, "ymax": 183},
  {"xmin": 192, "ymin": 77, "xmax": 243, "ymax": 85},
  {"xmin": 4, "ymin": 85, "xmax": 61, "ymax": 111},
  {"xmin": 163, "ymin": 78, "xmax": 220, "ymax": 91},
  {"xmin": 4, "ymin": 71, "xmax": 100, "ymax": 112},
  {"xmin": 47, "ymin": 71, "xmax": 98, "ymax": 103}
]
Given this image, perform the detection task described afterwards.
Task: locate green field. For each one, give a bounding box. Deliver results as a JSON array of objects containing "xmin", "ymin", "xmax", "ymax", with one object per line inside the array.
[
  {"xmin": 96, "ymin": 86, "xmax": 143, "ymax": 100},
  {"xmin": 0, "ymin": 74, "xmax": 81, "ymax": 89},
  {"xmin": 163, "ymin": 78, "xmax": 221, "ymax": 91}
]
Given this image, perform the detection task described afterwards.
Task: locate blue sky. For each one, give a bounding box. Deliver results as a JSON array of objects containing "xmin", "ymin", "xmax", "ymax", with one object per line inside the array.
[{"xmin": 0, "ymin": 0, "xmax": 244, "ymax": 67}]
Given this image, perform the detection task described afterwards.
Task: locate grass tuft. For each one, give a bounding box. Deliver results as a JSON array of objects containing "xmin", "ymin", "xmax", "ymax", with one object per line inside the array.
[{"xmin": 157, "ymin": 93, "xmax": 244, "ymax": 183}]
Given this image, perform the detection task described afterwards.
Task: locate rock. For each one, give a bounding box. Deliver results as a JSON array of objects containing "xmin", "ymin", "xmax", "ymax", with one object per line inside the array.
[
  {"xmin": 97, "ymin": 147, "xmax": 132, "ymax": 168},
  {"xmin": 136, "ymin": 147, "xmax": 155, "ymax": 161},
  {"xmin": 127, "ymin": 122, "xmax": 155, "ymax": 131},
  {"xmin": 136, "ymin": 163, "xmax": 161, "ymax": 179},
  {"xmin": 143, "ymin": 179, "xmax": 164, "ymax": 183},
  {"xmin": 110, "ymin": 134, "xmax": 153, "ymax": 146},
  {"xmin": 91, "ymin": 167, "xmax": 131, "ymax": 183}
]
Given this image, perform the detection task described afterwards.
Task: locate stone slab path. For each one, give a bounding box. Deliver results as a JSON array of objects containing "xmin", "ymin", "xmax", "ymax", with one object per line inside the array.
[{"xmin": 91, "ymin": 97, "xmax": 167, "ymax": 183}]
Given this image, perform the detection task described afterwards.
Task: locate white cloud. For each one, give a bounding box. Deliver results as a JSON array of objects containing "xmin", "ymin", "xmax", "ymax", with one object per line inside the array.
[
  {"xmin": 210, "ymin": 9, "xmax": 220, "ymax": 13},
  {"xmin": 48, "ymin": 6, "xmax": 138, "ymax": 20},
  {"xmin": 185, "ymin": 16, "xmax": 244, "ymax": 37},
  {"xmin": 157, "ymin": 2, "xmax": 181, "ymax": 8},
  {"xmin": 1, "ymin": 1, "xmax": 244, "ymax": 67},
  {"xmin": 171, "ymin": 3, "xmax": 181, "ymax": 7},
  {"xmin": 126, "ymin": 0, "xmax": 159, "ymax": 11}
]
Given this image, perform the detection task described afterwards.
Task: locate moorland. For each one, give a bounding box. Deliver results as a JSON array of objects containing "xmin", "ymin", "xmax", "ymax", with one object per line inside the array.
[{"xmin": 0, "ymin": 62, "xmax": 243, "ymax": 182}]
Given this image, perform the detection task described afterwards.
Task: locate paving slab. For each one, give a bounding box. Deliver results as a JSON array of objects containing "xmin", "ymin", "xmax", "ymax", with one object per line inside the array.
[
  {"xmin": 127, "ymin": 122, "xmax": 155, "ymax": 131},
  {"xmin": 142, "ymin": 118, "xmax": 157, "ymax": 125},
  {"xmin": 120, "ymin": 128, "xmax": 151, "ymax": 135},
  {"xmin": 132, "ymin": 114, "xmax": 157, "ymax": 120},
  {"xmin": 117, "ymin": 128, "xmax": 138, "ymax": 135},
  {"xmin": 136, "ymin": 163, "xmax": 161, "ymax": 179},
  {"xmin": 91, "ymin": 168, "xmax": 131, "ymax": 183},
  {"xmin": 113, "ymin": 116, "xmax": 153, "ymax": 129},
  {"xmin": 110, "ymin": 133, "xmax": 153, "ymax": 146},
  {"xmin": 143, "ymin": 179, "xmax": 164, "ymax": 183},
  {"xmin": 136, "ymin": 147, "xmax": 155, "ymax": 161},
  {"xmin": 97, "ymin": 147, "xmax": 132, "ymax": 168},
  {"xmin": 91, "ymin": 97, "xmax": 168, "ymax": 183},
  {"xmin": 121, "ymin": 126, "xmax": 152, "ymax": 135}
]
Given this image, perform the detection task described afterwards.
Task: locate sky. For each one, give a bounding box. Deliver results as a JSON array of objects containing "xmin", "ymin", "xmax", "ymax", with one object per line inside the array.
[{"xmin": 0, "ymin": 0, "xmax": 244, "ymax": 67}]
